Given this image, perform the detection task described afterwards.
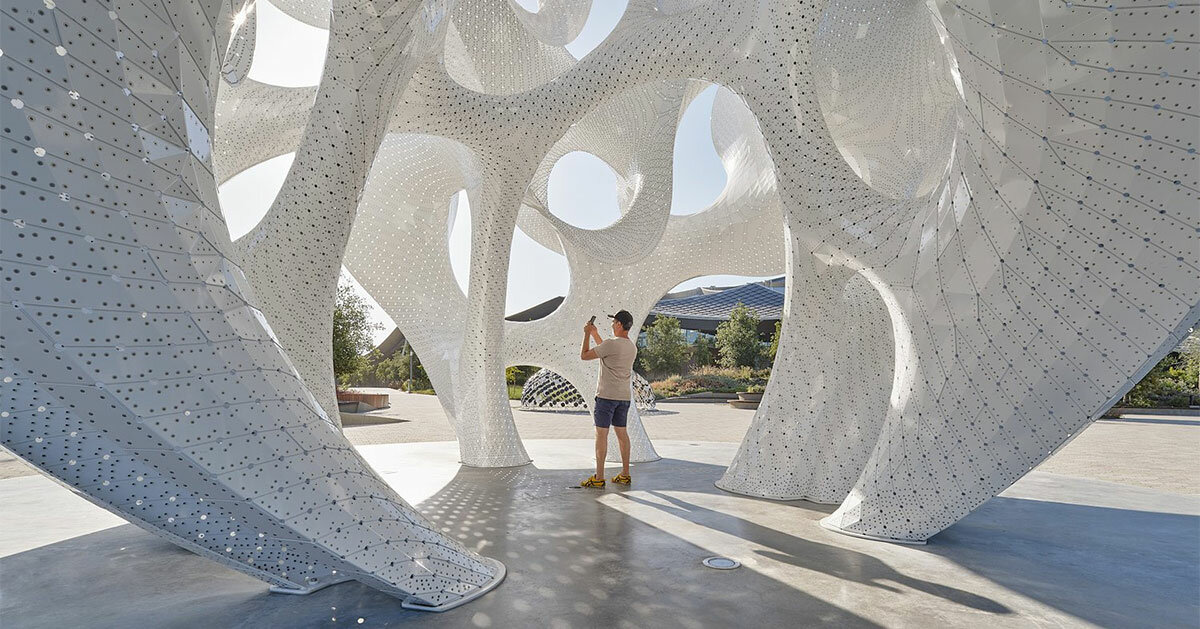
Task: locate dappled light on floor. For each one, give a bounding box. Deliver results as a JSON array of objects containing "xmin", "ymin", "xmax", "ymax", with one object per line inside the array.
[{"xmin": 2, "ymin": 440, "xmax": 1196, "ymax": 628}]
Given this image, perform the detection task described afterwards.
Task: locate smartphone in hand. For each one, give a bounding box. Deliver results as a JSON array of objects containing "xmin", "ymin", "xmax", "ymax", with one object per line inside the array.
[{"xmin": 588, "ymin": 316, "xmax": 596, "ymax": 325}]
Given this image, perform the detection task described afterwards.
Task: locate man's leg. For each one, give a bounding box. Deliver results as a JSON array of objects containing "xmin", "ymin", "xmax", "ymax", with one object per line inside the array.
[
  {"xmin": 586, "ymin": 398, "xmax": 613, "ymax": 486},
  {"xmin": 613, "ymin": 426, "xmax": 631, "ymax": 476},
  {"xmin": 585, "ymin": 398, "xmax": 614, "ymax": 487},
  {"xmin": 595, "ymin": 427, "xmax": 609, "ymax": 479}
]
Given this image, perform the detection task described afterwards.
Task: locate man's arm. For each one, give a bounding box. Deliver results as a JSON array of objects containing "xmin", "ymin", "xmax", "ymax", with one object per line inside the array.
[{"xmin": 581, "ymin": 323, "xmax": 602, "ymax": 360}]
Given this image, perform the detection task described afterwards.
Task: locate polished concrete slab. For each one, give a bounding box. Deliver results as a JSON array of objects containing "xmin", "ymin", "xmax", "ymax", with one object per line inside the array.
[
  {"xmin": 0, "ymin": 474, "xmax": 125, "ymax": 557},
  {"xmin": 2, "ymin": 440, "xmax": 1197, "ymax": 628}
]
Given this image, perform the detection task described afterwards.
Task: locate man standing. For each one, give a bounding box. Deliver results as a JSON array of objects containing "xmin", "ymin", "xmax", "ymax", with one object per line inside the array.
[{"xmin": 579, "ymin": 310, "xmax": 637, "ymax": 488}]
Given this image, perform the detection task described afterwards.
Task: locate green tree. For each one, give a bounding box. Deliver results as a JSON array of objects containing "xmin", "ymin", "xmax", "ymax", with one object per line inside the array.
[
  {"xmin": 506, "ymin": 365, "xmax": 537, "ymax": 386},
  {"xmin": 691, "ymin": 334, "xmax": 716, "ymax": 368},
  {"xmin": 640, "ymin": 316, "xmax": 689, "ymax": 376},
  {"xmin": 716, "ymin": 302, "xmax": 761, "ymax": 368},
  {"xmin": 764, "ymin": 320, "xmax": 782, "ymax": 366},
  {"xmin": 394, "ymin": 347, "xmax": 430, "ymax": 391},
  {"xmin": 339, "ymin": 349, "xmax": 383, "ymax": 389},
  {"xmin": 341, "ymin": 345, "xmax": 432, "ymax": 391},
  {"xmin": 332, "ymin": 283, "xmax": 380, "ymax": 383}
]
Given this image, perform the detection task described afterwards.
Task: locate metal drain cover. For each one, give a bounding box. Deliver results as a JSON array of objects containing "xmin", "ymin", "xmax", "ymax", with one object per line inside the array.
[{"xmin": 702, "ymin": 556, "xmax": 741, "ymax": 570}]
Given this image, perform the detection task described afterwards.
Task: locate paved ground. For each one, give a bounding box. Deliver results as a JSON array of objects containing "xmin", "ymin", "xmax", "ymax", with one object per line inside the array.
[
  {"xmin": 3, "ymin": 440, "xmax": 1197, "ymax": 628},
  {"xmin": 4, "ymin": 388, "xmax": 1198, "ymax": 493},
  {"xmin": 0, "ymin": 449, "xmax": 32, "ymax": 480},
  {"xmin": 340, "ymin": 390, "xmax": 759, "ymax": 445},
  {"xmin": 339, "ymin": 389, "xmax": 1200, "ymax": 494},
  {"xmin": 3, "ymin": 386, "xmax": 1198, "ymax": 628},
  {"xmin": 1034, "ymin": 414, "xmax": 1200, "ymax": 493}
]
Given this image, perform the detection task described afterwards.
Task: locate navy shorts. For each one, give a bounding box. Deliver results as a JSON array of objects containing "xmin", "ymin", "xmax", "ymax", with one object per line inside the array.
[{"xmin": 593, "ymin": 397, "xmax": 630, "ymax": 429}]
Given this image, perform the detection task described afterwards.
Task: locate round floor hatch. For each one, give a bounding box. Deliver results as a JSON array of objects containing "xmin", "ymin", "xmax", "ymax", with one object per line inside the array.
[{"xmin": 701, "ymin": 556, "xmax": 741, "ymax": 570}]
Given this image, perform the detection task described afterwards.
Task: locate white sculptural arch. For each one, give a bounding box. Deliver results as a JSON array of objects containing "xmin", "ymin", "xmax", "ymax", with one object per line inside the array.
[{"xmin": 2, "ymin": 0, "xmax": 1196, "ymax": 612}]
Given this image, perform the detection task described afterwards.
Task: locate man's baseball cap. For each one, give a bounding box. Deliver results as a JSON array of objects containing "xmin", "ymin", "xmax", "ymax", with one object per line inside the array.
[{"xmin": 607, "ymin": 310, "xmax": 634, "ymax": 330}]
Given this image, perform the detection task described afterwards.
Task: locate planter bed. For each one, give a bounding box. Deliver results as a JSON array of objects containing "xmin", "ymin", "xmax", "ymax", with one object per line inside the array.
[
  {"xmin": 336, "ymin": 391, "xmax": 390, "ymax": 411},
  {"xmin": 658, "ymin": 392, "xmax": 738, "ymax": 402},
  {"xmin": 1102, "ymin": 406, "xmax": 1199, "ymax": 417}
]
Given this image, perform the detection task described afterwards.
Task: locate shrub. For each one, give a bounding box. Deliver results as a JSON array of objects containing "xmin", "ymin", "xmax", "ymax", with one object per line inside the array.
[
  {"xmin": 640, "ymin": 316, "xmax": 689, "ymax": 376},
  {"xmin": 691, "ymin": 365, "xmax": 770, "ymax": 383},
  {"xmin": 649, "ymin": 365, "xmax": 771, "ymax": 399},
  {"xmin": 339, "ymin": 345, "xmax": 430, "ymax": 391},
  {"xmin": 506, "ymin": 365, "xmax": 537, "ymax": 386},
  {"xmin": 716, "ymin": 303, "xmax": 762, "ymax": 368},
  {"xmin": 1122, "ymin": 334, "xmax": 1199, "ymax": 407},
  {"xmin": 690, "ymin": 334, "xmax": 716, "ymax": 368},
  {"xmin": 650, "ymin": 375, "xmax": 701, "ymax": 399}
]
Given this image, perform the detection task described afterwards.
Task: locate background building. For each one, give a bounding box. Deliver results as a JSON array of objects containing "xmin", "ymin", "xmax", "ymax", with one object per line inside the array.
[
  {"xmin": 647, "ymin": 277, "xmax": 784, "ymax": 341},
  {"xmin": 376, "ymin": 278, "xmax": 786, "ymax": 353}
]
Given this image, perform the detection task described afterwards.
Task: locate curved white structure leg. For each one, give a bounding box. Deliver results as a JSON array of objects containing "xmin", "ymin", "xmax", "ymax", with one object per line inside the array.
[
  {"xmin": 231, "ymin": 0, "xmax": 445, "ymax": 428},
  {"xmin": 0, "ymin": 0, "xmax": 504, "ymax": 608},
  {"xmin": 743, "ymin": 0, "xmax": 1198, "ymax": 542},
  {"xmin": 453, "ymin": 162, "xmax": 535, "ymax": 467},
  {"xmin": 718, "ymin": 264, "xmax": 895, "ymax": 503}
]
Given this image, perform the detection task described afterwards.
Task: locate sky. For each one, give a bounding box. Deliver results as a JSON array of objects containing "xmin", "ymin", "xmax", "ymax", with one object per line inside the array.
[{"xmin": 217, "ymin": 0, "xmax": 779, "ymax": 344}]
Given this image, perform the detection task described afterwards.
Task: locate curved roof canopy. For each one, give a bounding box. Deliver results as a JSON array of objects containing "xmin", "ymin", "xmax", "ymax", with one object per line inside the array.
[{"xmin": 651, "ymin": 282, "xmax": 783, "ymax": 322}]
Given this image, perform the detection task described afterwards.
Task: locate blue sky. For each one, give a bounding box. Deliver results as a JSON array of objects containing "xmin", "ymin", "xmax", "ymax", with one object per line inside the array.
[{"xmin": 218, "ymin": 0, "xmax": 778, "ymax": 342}]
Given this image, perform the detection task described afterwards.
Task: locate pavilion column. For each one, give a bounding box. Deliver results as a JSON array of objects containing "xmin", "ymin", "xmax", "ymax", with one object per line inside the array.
[
  {"xmin": 718, "ymin": 233, "xmax": 895, "ymax": 503},
  {"xmin": 454, "ymin": 158, "xmax": 534, "ymax": 467}
]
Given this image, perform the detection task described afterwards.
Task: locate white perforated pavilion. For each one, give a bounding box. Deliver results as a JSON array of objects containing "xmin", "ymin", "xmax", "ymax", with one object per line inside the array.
[{"xmin": 1, "ymin": 0, "xmax": 1196, "ymax": 609}]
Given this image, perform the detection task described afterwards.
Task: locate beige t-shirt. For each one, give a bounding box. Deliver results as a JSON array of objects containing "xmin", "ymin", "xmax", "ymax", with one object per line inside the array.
[{"xmin": 594, "ymin": 337, "xmax": 637, "ymax": 401}]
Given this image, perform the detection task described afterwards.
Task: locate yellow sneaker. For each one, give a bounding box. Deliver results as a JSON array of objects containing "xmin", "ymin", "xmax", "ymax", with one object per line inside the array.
[
  {"xmin": 580, "ymin": 475, "xmax": 605, "ymax": 488},
  {"xmin": 611, "ymin": 473, "xmax": 631, "ymax": 485}
]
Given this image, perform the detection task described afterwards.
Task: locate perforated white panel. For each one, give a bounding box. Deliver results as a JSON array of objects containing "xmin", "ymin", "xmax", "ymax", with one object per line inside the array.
[
  {"xmin": 4, "ymin": 3, "xmax": 1197, "ymax": 603},
  {"xmin": 0, "ymin": 0, "xmax": 503, "ymax": 610},
  {"xmin": 346, "ymin": 0, "xmax": 1200, "ymax": 542}
]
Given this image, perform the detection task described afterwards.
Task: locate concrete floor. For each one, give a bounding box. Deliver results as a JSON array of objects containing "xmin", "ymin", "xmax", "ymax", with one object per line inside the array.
[
  {"xmin": 2, "ymin": 440, "xmax": 1197, "ymax": 628},
  {"xmin": 338, "ymin": 391, "xmax": 762, "ymax": 446},
  {"xmin": 1031, "ymin": 415, "xmax": 1200, "ymax": 492},
  {"xmin": 5, "ymin": 389, "xmax": 1197, "ymax": 493},
  {"xmin": 343, "ymin": 390, "xmax": 1200, "ymax": 494}
]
